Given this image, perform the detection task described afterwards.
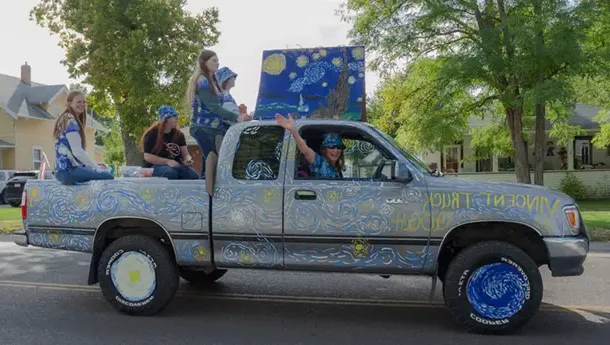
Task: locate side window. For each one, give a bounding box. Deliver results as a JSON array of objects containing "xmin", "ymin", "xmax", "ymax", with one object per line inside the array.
[
  {"xmin": 232, "ymin": 126, "xmax": 285, "ymax": 180},
  {"xmin": 342, "ymin": 139, "xmax": 395, "ymax": 180}
]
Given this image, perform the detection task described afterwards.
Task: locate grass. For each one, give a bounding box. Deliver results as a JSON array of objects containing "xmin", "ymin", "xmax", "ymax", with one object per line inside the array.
[
  {"xmin": 0, "ymin": 207, "xmax": 22, "ymax": 234},
  {"xmin": 577, "ymin": 200, "xmax": 610, "ymax": 242},
  {"xmin": 0, "ymin": 199, "xmax": 608, "ymax": 240}
]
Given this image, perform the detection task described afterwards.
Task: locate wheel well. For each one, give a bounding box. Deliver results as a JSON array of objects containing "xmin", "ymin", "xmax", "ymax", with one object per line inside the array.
[
  {"xmin": 436, "ymin": 222, "xmax": 549, "ymax": 281},
  {"xmin": 87, "ymin": 218, "xmax": 176, "ymax": 285}
]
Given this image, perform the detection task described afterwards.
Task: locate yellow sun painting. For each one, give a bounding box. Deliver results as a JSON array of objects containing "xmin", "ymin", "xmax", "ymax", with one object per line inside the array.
[{"xmin": 262, "ymin": 53, "xmax": 287, "ymax": 75}]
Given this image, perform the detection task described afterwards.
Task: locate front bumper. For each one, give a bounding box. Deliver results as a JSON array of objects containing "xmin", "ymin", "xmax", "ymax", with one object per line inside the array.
[
  {"xmin": 11, "ymin": 229, "xmax": 28, "ymax": 247},
  {"xmin": 543, "ymin": 235, "xmax": 589, "ymax": 277}
]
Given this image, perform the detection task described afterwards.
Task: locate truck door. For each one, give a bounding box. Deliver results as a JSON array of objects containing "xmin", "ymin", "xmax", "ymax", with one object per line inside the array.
[
  {"xmin": 211, "ymin": 124, "xmax": 288, "ymax": 269},
  {"xmin": 282, "ymin": 122, "xmax": 432, "ymax": 274}
]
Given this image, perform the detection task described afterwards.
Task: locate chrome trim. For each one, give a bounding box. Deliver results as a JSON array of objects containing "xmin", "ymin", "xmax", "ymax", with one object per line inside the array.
[
  {"xmin": 93, "ymin": 216, "xmax": 178, "ymax": 262},
  {"xmin": 11, "ymin": 230, "xmax": 28, "ymax": 247},
  {"xmin": 543, "ymin": 236, "xmax": 589, "ymax": 259}
]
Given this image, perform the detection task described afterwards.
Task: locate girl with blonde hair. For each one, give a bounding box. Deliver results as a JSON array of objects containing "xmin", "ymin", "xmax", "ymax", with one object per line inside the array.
[{"xmin": 53, "ymin": 90, "xmax": 114, "ymax": 185}]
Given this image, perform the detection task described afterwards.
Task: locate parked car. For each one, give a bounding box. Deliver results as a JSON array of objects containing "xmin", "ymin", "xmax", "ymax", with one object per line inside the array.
[
  {"xmin": 4, "ymin": 170, "xmax": 54, "ymax": 207},
  {"xmin": 13, "ymin": 120, "xmax": 589, "ymax": 335},
  {"xmin": 0, "ymin": 170, "xmax": 17, "ymax": 204}
]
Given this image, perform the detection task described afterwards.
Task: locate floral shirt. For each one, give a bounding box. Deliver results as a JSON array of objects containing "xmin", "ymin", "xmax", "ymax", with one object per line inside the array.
[
  {"xmin": 54, "ymin": 115, "xmax": 85, "ymax": 172},
  {"xmin": 310, "ymin": 154, "xmax": 339, "ymax": 178}
]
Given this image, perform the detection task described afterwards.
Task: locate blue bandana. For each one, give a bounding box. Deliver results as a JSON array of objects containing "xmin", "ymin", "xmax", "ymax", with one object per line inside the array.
[
  {"xmin": 216, "ymin": 67, "xmax": 238, "ymax": 87},
  {"xmin": 157, "ymin": 105, "xmax": 178, "ymax": 121},
  {"xmin": 322, "ymin": 133, "xmax": 345, "ymax": 149}
]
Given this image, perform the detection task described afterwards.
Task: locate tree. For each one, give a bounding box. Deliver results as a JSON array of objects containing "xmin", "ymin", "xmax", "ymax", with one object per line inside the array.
[
  {"xmin": 340, "ymin": 0, "xmax": 598, "ymax": 183},
  {"xmin": 31, "ymin": 0, "xmax": 221, "ymax": 166}
]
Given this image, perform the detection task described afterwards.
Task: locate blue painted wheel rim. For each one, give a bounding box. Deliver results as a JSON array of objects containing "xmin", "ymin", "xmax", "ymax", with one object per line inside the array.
[{"xmin": 467, "ymin": 262, "xmax": 528, "ymax": 320}]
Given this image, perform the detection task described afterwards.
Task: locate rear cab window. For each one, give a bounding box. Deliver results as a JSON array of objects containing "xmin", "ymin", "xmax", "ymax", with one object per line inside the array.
[{"xmin": 232, "ymin": 125, "xmax": 286, "ymax": 181}]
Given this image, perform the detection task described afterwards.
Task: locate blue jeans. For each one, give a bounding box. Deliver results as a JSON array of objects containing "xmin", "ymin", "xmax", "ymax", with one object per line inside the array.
[
  {"xmin": 189, "ymin": 125, "xmax": 226, "ymax": 178},
  {"xmin": 55, "ymin": 167, "xmax": 115, "ymax": 185},
  {"xmin": 152, "ymin": 164, "xmax": 200, "ymax": 180}
]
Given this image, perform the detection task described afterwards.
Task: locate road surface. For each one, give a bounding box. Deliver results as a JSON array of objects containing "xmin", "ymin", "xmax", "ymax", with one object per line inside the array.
[{"xmin": 0, "ymin": 238, "xmax": 608, "ymax": 344}]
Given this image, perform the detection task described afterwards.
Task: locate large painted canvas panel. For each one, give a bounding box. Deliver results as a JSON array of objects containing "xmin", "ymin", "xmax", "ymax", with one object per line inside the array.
[{"xmin": 254, "ymin": 46, "xmax": 365, "ymax": 121}]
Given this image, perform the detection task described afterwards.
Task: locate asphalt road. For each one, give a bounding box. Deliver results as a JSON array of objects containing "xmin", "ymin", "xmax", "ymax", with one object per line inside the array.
[{"xmin": 0, "ymin": 238, "xmax": 609, "ymax": 345}]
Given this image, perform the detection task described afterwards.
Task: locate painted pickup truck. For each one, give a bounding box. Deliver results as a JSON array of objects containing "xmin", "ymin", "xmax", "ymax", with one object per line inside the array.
[{"xmin": 13, "ymin": 120, "xmax": 589, "ymax": 334}]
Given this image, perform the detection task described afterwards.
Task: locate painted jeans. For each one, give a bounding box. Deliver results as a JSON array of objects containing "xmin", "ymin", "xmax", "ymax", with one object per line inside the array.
[
  {"xmin": 55, "ymin": 167, "xmax": 114, "ymax": 185},
  {"xmin": 152, "ymin": 165, "xmax": 200, "ymax": 180},
  {"xmin": 189, "ymin": 125, "xmax": 226, "ymax": 177}
]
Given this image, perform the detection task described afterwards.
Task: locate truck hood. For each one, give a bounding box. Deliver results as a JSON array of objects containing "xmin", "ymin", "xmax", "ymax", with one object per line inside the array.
[{"xmin": 426, "ymin": 175, "xmax": 575, "ymax": 205}]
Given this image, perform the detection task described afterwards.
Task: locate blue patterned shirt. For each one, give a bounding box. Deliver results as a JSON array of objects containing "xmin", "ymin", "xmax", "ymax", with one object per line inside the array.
[
  {"xmin": 310, "ymin": 154, "xmax": 339, "ymax": 178},
  {"xmin": 54, "ymin": 115, "xmax": 85, "ymax": 172}
]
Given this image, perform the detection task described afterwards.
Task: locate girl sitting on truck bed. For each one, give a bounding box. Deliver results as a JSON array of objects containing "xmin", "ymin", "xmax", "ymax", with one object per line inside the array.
[
  {"xmin": 140, "ymin": 105, "xmax": 200, "ymax": 180},
  {"xmin": 52, "ymin": 90, "xmax": 115, "ymax": 185}
]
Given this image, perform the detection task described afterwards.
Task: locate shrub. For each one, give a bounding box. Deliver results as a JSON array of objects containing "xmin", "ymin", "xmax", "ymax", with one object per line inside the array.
[{"xmin": 559, "ymin": 172, "xmax": 587, "ymax": 200}]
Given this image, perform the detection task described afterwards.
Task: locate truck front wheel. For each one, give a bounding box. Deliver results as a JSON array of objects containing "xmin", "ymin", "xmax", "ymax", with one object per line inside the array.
[
  {"xmin": 97, "ymin": 235, "xmax": 179, "ymax": 316},
  {"xmin": 443, "ymin": 241, "xmax": 543, "ymax": 335}
]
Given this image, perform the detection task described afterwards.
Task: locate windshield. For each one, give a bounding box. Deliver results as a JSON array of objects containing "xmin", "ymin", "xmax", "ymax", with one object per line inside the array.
[{"xmin": 372, "ymin": 128, "xmax": 432, "ymax": 175}]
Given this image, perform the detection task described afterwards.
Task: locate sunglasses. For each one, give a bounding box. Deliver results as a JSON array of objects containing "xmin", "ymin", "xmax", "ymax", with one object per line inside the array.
[{"xmin": 326, "ymin": 146, "xmax": 344, "ymax": 150}]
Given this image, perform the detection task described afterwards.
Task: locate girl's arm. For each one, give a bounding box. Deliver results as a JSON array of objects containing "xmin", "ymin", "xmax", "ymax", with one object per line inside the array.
[
  {"xmin": 289, "ymin": 128, "xmax": 316, "ymax": 165},
  {"xmin": 65, "ymin": 131, "xmax": 99, "ymax": 170},
  {"xmin": 143, "ymin": 153, "xmax": 172, "ymax": 166},
  {"xmin": 275, "ymin": 114, "xmax": 315, "ymax": 165},
  {"xmin": 196, "ymin": 82, "xmax": 239, "ymax": 122}
]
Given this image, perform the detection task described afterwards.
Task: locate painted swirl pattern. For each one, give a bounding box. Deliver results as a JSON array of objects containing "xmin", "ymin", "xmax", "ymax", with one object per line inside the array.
[{"xmin": 467, "ymin": 263, "xmax": 528, "ymax": 319}]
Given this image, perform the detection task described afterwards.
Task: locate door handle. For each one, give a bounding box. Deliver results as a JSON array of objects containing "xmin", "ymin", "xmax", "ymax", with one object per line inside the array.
[{"xmin": 295, "ymin": 190, "xmax": 316, "ymax": 200}]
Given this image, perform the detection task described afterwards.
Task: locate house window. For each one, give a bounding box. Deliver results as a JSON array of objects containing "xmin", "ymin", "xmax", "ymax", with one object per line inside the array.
[
  {"xmin": 232, "ymin": 126, "xmax": 284, "ymax": 180},
  {"xmin": 33, "ymin": 147, "xmax": 42, "ymax": 170}
]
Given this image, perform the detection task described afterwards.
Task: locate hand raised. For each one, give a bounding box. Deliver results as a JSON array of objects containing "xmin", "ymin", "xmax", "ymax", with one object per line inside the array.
[{"xmin": 275, "ymin": 113, "xmax": 295, "ymax": 131}]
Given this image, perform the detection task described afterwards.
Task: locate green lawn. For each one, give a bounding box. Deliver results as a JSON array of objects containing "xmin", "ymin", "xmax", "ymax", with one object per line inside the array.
[
  {"xmin": 1, "ymin": 199, "xmax": 609, "ymax": 240},
  {"xmin": 577, "ymin": 200, "xmax": 610, "ymax": 242},
  {"xmin": 0, "ymin": 207, "xmax": 22, "ymax": 234}
]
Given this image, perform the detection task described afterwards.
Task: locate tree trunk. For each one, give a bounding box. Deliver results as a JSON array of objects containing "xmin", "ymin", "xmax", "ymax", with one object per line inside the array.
[
  {"xmin": 121, "ymin": 129, "xmax": 143, "ymax": 167},
  {"xmin": 533, "ymin": 0, "xmax": 545, "ymax": 186},
  {"xmin": 505, "ymin": 105, "xmax": 531, "ymax": 184},
  {"xmin": 534, "ymin": 102, "xmax": 546, "ymax": 185}
]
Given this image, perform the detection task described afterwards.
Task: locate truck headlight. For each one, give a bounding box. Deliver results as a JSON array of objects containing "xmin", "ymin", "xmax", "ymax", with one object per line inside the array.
[{"xmin": 563, "ymin": 205, "xmax": 581, "ymax": 236}]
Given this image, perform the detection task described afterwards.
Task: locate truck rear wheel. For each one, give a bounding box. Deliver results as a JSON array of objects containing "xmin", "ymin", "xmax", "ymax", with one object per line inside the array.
[
  {"xmin": 180, "ymin": 268, "xmax": 227, "ymax": 286},
  {"xmin": 97, "ymin": 235, "xmax": 179, "ymax": 316},
  {"xmin": 443, "ymin": 241, "xmax": 543, "ymax": 335}
]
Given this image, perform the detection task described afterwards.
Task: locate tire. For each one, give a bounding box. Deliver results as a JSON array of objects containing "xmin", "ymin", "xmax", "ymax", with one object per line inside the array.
[
  {"xmin": 9, "ymin": 200, "xmax": 20, "ymax": 207},
  {"xmin": 97, "ymin": 235, "xmax": 179, "ymax": 316},
  {"xmin": 0, "ymin": 191, "xmax": 6, "ymax": 204},
  {"xmin": 180, "ymin": 268, "xmax": 227, "ymax": 286},
  {"xmin": 443, "ymin": 241, "xmax": 543, "ymax": 335}
]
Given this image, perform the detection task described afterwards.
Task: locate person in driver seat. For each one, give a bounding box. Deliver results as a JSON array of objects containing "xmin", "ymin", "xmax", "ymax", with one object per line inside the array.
[{"xmin": 275, "ymin": 113, "xmax": 344, "ymax": 178}]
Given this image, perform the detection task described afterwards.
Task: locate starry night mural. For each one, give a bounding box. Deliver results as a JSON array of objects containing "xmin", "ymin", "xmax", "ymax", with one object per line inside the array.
[{"xmin": 253, "ymin": 45, "xmax": 366, "ymax": 121}]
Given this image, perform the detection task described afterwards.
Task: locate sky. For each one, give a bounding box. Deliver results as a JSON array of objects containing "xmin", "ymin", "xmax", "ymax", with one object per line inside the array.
[{"xmin": 0, "ymin": 0, "xmax": 380, "ymax": 111}]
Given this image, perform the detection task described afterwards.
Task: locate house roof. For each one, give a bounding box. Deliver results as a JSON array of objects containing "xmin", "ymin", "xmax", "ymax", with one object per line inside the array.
[
  {"xmin": 0, "ymin": 139, "xmax": 14, "ymax": 148},
  {"xmin": 468, "ymin": 103, "xmax": 602, "ymax": 130},
  {"xmin": 0, "ymin": 72, "xmax": 105, "ymax": 131}
]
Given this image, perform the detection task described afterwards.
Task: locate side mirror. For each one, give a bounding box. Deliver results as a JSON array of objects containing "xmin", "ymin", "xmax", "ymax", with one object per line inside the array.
[{"xmin": 393, "ymin": 161, "xmax": 413, "ymax": 184}]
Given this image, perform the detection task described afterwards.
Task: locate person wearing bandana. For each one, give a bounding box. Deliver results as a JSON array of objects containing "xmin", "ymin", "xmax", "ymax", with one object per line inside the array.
[{"xmin": 141, "ymin": 105, "xmax": 200, "ymax": 180}]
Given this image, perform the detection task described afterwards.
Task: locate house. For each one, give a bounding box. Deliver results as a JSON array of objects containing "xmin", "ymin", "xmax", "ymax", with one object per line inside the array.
[
  {"xmin": 0, "ymin": 63, "xmax": 106, "ymax": 171},
  {"xmin": 419, "ymin": 103, "xmax": 610, "ymax": 198}
]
